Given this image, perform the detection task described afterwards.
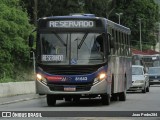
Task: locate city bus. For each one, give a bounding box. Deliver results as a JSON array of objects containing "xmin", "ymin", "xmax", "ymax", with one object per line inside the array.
[
  {"xmin": 132, "ymin": 54, "xmax": 143, "ymax": 65},
  {"xmin": 29, "ymin": 14, "xmax": 132, "ymax": 106},
  {"xmin": 142, "ymin": 55, "xmax": 160, "ymax": 67},
  {"xmin": 132, "ymin": 54, "xmax": 147, "ymax": 72},
  {"xmin": 132, "ymin": 54, "xmax": 160, "ymax": 73}
]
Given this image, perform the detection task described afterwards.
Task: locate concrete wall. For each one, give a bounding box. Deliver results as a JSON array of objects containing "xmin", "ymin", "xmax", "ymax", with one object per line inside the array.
[{"xmin": 0, "ymin": 81, "xmax": 35, "ymax": 97}]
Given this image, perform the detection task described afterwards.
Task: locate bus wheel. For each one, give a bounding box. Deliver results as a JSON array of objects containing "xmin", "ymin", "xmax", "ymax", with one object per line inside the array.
[
  {"xmin": 101, "ymin": 94, "xmax": 110, "ymax": 105},
  {"xmin": 65, "ymin": 97, "xmax": 72, "ymax": 102},
  {"xmin": 73, "ymin": 97, "xmax": 80, "ymax": 102},
  {"xmin": 146, "ymin": 86, "xmax": 149, "ymax": 92},
  {"xmin": 111, "ymin": 94, "xmax": 118, "ymax": 101},
  {"xmin": 119, "ymin": 91, "xmax": 126, "ymax": 101},
  {"xmin": 47, "ymin": 94, "xmax": 56, "ymax": 106}
]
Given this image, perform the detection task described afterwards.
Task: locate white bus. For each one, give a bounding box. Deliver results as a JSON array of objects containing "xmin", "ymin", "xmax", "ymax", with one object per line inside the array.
[{"xmin": 29, "ymin": 14, "xmax": 132, "ymax": 106}]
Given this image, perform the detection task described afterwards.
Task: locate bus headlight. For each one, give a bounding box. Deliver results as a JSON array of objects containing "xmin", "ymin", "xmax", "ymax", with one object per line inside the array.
[
  {"xmin": 99, "ymin": 73, "xmax": 106, "ymax": 80},
  {"xmin": 37, "ymin": 74, "xmax": 42, "ymax": 80},
  {"xmin": 93, "ymin": 73, "xmax": 107, "ymax": 85},
  {"xmin": 36, "ymin": 74, "xmax": 47, "ymax": 84}
]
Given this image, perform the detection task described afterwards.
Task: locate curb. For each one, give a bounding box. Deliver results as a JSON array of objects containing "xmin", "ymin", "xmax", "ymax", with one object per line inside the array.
[
  {"xmin": 0, "ymin": 94, "xmax": 45, "ymax": 105},
  {"xmin": 0, "ymin": 81, "xmax": 35, "ymax": 97}
]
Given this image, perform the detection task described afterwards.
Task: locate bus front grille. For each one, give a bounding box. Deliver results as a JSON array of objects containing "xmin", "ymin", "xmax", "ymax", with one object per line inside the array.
[
  {"xmin": 38, "ymin": 64, "xmax": 102, "ymax": 75},
  {"xmin": 48, "ymin": 84, "xmax": 92, "ymax": 91}
]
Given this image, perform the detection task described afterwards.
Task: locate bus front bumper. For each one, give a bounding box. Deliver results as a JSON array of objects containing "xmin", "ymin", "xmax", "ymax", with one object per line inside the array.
[{"xmin": 35, "ymin": 79, "xmax": 109, "ymax": 95}]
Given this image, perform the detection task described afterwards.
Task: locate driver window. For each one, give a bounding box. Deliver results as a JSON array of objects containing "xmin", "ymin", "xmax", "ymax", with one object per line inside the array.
[{"xmin": 91, "ymin": 34, "xmax": 103, "ymax": 53}]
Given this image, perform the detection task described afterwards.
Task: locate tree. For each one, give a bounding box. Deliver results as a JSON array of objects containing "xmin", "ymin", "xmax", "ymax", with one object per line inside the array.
[
  {"xmin": 0, "ymin": 0, "xmax": 32, "ymax": 79},
  {"xmin": 110, "ymin": 0, "xmax": 159, "ymax": 50},
  {"xmin": 21, "ymin": 0, "xmax": 115, "ymax": 24},
  {"xmin": 84, "ymin": 0, "xmax": 116, "ymax": 18},
  {"xmin": 21, "ymin": 0, "xmax": 85, "ymax": 25},
  {"xmin": 21, "ymin": 0, "xmax": 159, "ymax": 51}
]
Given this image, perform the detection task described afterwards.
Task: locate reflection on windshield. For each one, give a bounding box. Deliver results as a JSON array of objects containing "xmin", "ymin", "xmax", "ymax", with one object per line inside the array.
[
  {"xmin": 132, "ymin": 67, "xmax": 143, "ymax": 75},
  {"xmin": 40, "ymin": 33, "xmax": 104, "ymax": 65},
  {"xmin": 78, "ymin": 33, "xmax": 88, "ymax": 49},
  {"xmin": 148, "ymin": 68, "xmax": 160, "ymax": 74}
]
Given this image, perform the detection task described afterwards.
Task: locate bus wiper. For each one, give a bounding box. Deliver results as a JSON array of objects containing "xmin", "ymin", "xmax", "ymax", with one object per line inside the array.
[
  {"xmin": 78, "ymin": 33, "xmax": 88, "ymax": 49},
  {"xmin": 53, "ymin": 32, "xmax": 67, "ymax": 46}
]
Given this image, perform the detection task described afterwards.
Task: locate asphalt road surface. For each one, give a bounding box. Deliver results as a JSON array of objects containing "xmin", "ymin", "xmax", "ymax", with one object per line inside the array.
[{"xmin": 0, "ymin": 85, "xmax": 160, "ymax": 120}]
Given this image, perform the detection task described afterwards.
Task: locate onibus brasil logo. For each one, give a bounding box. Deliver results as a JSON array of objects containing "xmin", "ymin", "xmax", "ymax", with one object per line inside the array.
[{"xmin": 2, "ymin": 112, "xmax": 42, "ymax": 118}]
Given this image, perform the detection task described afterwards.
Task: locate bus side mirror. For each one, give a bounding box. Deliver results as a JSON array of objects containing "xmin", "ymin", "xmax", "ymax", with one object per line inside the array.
[
  {"xmin": 30, "ymin": 50, "xmax": 33, "ymax": 59},
  {"xmin": 29, "ymin": 35, "xmax": 34, "ymax": 47},
  {"xmin": 29, "ymin": 49, "xmax": 36, "ymax": 60}
]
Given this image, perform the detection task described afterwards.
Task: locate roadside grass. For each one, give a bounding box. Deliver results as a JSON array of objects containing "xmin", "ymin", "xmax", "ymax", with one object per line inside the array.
[
  {"xmin": 0, "ymin": 74, "xmax": 35, "ymax": 83},
  {"xmin": 0, "ymin": 77, "xmax": 14, "ymax": 83},
  {"xmin": 0, "ymin": 69, "xmax": 35, "ymax": 83}
]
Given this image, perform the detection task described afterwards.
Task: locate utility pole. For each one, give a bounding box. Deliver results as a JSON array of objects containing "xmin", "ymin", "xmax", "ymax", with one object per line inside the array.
[
  {"xmin": 159, "ymin": 23, "xmax": 160, "ymax": 52},
  {"xmin": 138, "ymin": 18, "xmax": 142, "ymax": 51}
]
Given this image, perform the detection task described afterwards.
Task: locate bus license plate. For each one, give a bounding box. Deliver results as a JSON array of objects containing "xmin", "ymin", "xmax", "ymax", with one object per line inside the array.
[{"xmin": 64, "ymin": 86, "xmax": 76, "ymax": 91}]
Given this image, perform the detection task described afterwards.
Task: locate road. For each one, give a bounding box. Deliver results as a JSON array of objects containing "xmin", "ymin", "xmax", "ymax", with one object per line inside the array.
[{"xmin": 0, "ymin": 85, "xmax": 160, "ymax": 120}]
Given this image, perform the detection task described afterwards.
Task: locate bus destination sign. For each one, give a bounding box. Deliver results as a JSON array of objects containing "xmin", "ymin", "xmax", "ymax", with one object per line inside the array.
[{"xmin": 48, "ymin": 20, "xmax": 95, "ymax": 28}]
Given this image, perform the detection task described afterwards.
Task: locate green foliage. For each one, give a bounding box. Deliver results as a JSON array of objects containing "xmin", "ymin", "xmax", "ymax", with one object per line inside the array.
[
  {"xmin": 21, "ymin": 0, "xmax": 159, "ymax": 51},
  {"xmin": 0, "ymin": 0, "xmax": 155, "ymax": 83},
  {"xmin": 0, "ymin": 0, "xmax": 33, "ymax": 81},
  {"xmin": 111, "ymin": 0, "xmax": 159, "ymax": 50},
  {"xmin": 84, "ymin": 0, "xmax": 115, "ymax": 18},
  {"xmin": 20, "ymin": 0, "xmax": 85, "ymax": 24}
]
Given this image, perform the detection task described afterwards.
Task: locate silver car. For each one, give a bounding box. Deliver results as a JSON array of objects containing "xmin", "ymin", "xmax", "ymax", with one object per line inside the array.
[{"xmin": 128, "ymin": 65, "xmax": 149, "ymax": 93}]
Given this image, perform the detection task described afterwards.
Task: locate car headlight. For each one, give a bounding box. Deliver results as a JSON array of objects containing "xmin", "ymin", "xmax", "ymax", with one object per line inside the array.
[
  {"xmin": 36, "ymin": 74, "xmax": 47, "ymax": 84},
  {"xmin": 93, "ymin": 73, "xmax": 107, "ymax": 85},
  {"xmin": 134, "ymin": 80, "xmax": 145, "ymax": 83}
]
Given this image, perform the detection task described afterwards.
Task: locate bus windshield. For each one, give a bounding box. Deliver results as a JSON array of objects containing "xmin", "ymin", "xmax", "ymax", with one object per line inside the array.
[{"xmin": 40, "ymin": 32, "xmax": 105, "ymax": 65}]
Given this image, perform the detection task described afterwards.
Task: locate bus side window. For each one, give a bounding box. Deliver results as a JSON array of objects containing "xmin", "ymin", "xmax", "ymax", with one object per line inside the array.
[
  {"xmin": 115, "ymin": 30, "xmax": 119, "ymax": 55},
  {"xmin": 111, "ymin": 29, "xmax": 114, "ymax": 49},
  {"xmin": 91, "ymin": 34, "xmax": 104, "ymax": 54},
  {"xmin": 124, "ymin": 34, "xmax": 127, "ymax": 56},
  {"xmin": 96, "ymin": 34, "xmax": 103, "ymax": 52},
  {"xmin": 110, "ymin": 29, "xmax": 114, "ymax": 54},
  {"xmin": 118, "ymin": 31, "xmax": 121, "ymax": 55}
]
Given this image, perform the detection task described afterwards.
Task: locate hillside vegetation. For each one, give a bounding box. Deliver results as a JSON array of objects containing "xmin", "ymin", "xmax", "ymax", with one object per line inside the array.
[
  {"xmin": 0, "ymin": 0, "xmax": 33, "ymax": 82},
  {"xmin": 0, "ymin": 0, "xmax": 159, "ymax": 82}
]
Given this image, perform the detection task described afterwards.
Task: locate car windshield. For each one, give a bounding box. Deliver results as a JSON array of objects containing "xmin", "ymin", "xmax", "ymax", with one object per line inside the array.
[
  {"xmin": 148, "ymin": 67, "xmax": 160, "ymax": 74},
  {"xmin": 40, "ymin": 32, "xmax": 105, "ymax": 65},
  {"xmin": 132, "ymin": 67, "xmax": 143, "ymax": 75}
]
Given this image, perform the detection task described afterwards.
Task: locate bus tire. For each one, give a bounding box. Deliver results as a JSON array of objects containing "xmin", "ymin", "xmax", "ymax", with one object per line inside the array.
[
  {"xmin": 146, "ymin": 86, "xmax": 149, "ymax": 92},
  {"xmin": 119, "ymin": 91, "xmax": 126, "ymax": 101},
  {"xmin": 47, "ymin": 94, "xmax": 56, "ymax": 106},
  {"xmin": 73, "ymin": 97, "xmax": 80, "ymax": 102},
  {"xmin": 101, "ymin": 94, "xmax": 110, "ymax": 105},
  {"xmin": 111, "ymin": 94, "xmax": 118, "ymax": 101},
  {"xmin": 65, "ymin": 97, "xmax": 72, "ymax": 102}
]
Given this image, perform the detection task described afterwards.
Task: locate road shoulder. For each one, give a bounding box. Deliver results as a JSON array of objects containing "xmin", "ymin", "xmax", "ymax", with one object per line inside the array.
[{"xmin": 0, "ymin": 94, "xmax": 45, "ymax": 105}]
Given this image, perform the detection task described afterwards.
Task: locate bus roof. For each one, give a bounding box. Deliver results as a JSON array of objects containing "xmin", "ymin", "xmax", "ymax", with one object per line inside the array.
[
  {"xmin": 107, "ymin": 19, "xmax": 131, "ymax": 34},
  {"xmin": 39, "ymin": 15, "xmax": 101, "ymax": 20},
  {"xmin": 38, "ymin": 14, "xmax": 131, "ymax": 34}
]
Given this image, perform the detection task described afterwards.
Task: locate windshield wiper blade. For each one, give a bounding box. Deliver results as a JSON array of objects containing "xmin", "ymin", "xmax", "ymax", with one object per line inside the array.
[
  {"xmin": 53, "ymin": 32, "xmax": 67, "ymax": 46},
  {"xmin": 78, "ymin": 33, "xmax": 88, "ymax": 49}
]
